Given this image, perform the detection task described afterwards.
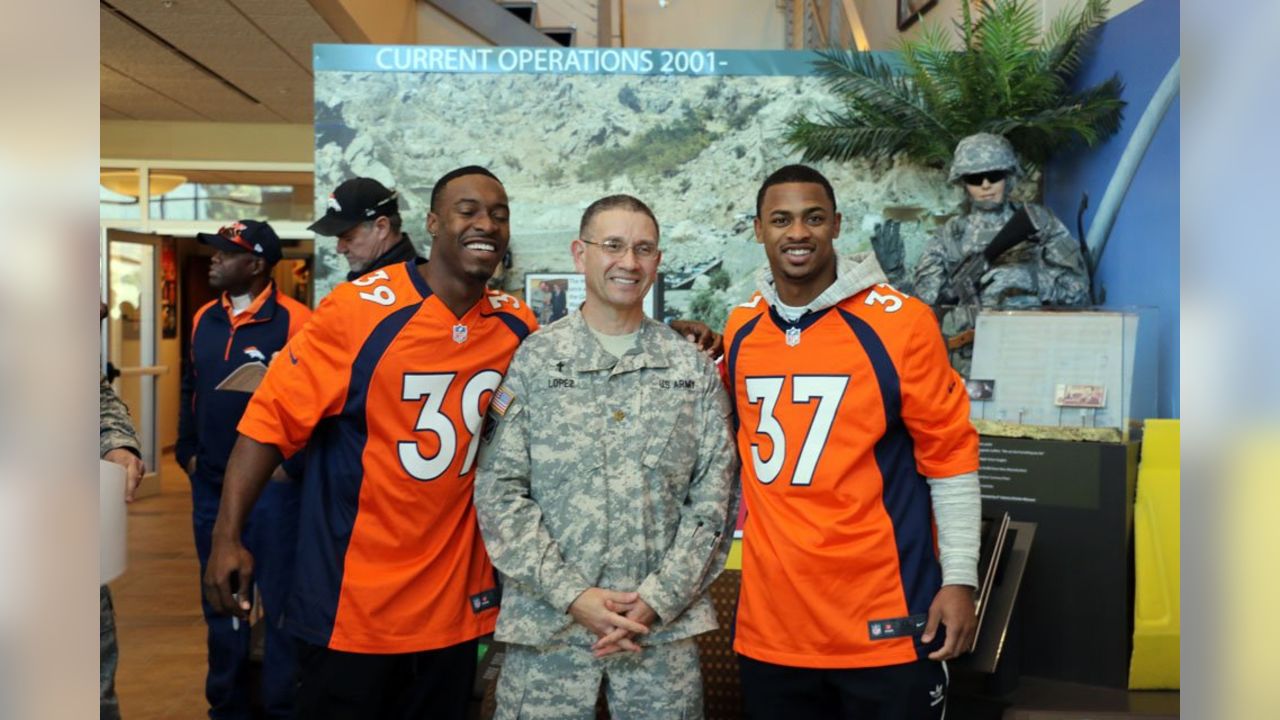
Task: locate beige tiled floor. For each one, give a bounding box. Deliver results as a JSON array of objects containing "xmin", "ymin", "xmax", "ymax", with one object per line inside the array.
[{"xmin": 109, "ymin": 451, "xmax": 208, "ymax": 719}]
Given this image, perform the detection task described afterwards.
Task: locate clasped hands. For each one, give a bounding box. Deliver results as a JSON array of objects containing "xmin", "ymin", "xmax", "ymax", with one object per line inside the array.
[{"xmin": 568, "ymin": 588, "xmax": 657, "ymax": 659}]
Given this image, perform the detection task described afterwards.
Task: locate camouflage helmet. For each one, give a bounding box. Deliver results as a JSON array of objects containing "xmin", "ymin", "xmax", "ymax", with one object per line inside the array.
[{"xmin": 947, "ymin": 132, "xmax": 1021, "ymax": 184}]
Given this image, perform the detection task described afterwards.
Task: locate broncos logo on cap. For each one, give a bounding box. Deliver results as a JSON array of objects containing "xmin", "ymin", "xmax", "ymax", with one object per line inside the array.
[{"xmin": 327, "ymin": 194, "xmax": 342, "ymax": 212}]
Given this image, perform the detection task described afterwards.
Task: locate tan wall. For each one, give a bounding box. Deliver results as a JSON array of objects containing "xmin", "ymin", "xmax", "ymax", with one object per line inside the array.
[
  {"xmin": 310, "ymin": 0, "xmax": 418, "ymax": 43},
  {"xmin": 101, "ymin": 120, "xmax": 312, "ymax": 164},
  {"xmin": 531, "ymin": 0, "xmax": 599, "ymax": 46},
  {"xmin": 852, "ymin": 0, "xmax": 1146, "ymax": 51},
  {"xmin": 619, "ymin": 0, "xmax": 786, "ymax": 49},
  {"xmin": 158, "ymin": 330, "xmax": 181, "ymax": 451},
  {"xmin": 418, "ymin": 3, "xmax": 492, "ymax": 46}
]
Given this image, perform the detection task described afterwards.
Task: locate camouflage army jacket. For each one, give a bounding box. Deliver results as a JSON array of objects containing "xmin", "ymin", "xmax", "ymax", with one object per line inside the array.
[
  {"xmin": 475, "ymin": 311, "xmax": 739, "ymax": 648},
  {"xmin": 912, "ymin": 201, "xmax": 1091, "ymax": 310},
  {"xmin": 911, "ymin": 202, "xmax": 1091, "ymax": 377},
  {"xmin": 100, "ymin": 375, "xmax": 140, "ymax": 458}
]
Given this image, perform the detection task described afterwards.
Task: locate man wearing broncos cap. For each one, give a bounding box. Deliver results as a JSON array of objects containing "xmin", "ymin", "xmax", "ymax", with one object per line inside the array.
[
  {"xmin": 309, "ymin": 177, "xmax": 422, "ymax": 281},
  {"xmin": 178, "ymin": 219, "xmax": 312, "ymax": 718}
]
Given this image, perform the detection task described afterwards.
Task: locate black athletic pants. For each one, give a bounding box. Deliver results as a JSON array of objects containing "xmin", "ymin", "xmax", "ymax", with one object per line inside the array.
[
  {"xmin": 292, "ymin": 638, "xmax": 477, "ymax": 720},
  {"xmin": 739, "ymin": 654, "xmax": 949, "ymax": 720}
]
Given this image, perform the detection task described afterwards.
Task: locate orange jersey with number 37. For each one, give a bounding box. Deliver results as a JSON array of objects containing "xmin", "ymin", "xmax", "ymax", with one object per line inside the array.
[
  {"xmin": 724, "ymin": 283, "xmax": 978, "ymax": 668},
  {"xmin": 238, "ymin": 259, "xmax": 537, "ymax": 654}
]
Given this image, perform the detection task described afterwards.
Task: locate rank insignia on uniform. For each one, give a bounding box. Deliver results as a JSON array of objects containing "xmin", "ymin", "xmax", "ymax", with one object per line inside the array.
[
  {"xmin": 785, "ymin": 327, "xmax": 801, "ymax": 347},
  {"xmin": 491, "ymin": 385, "xmax": 515, "ymax": 416},
  {"xmin": 452, "ymin": 323, "xmax": 468, "ymax": 343}
]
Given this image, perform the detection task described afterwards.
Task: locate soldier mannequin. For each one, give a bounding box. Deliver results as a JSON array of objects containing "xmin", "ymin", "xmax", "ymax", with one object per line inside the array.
[
  {"xmin": 475, "ymin": 194, "xmax": 738, "ymax": 719},
  {"xmin": 912, "ymin": 133, "xmax": 1091, "ymax": 377}
]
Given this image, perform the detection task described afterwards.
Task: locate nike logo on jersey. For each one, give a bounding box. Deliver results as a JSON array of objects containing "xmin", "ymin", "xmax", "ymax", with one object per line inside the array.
[{"xmin": 288, "ymin": 348, "xmax": 299, "ymax": 365}]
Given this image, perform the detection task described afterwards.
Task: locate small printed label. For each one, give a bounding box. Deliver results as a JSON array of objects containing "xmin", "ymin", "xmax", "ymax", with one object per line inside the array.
[
  {"xmin": 1054, "ymin": 383, "xmax": 1106, "ymax": 408},
  {"xmin": 867, "ymin": 613, "xmax": 928, "ymax": 640},
  {"xmin": 470, "ymin": 588, "xmax": 501, "ymax": 613}
]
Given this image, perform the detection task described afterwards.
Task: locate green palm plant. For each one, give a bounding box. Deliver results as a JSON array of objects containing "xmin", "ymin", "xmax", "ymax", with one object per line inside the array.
[{"xmin": 785, "ymin": 0, "xmax": 1125, "ymax": 170}]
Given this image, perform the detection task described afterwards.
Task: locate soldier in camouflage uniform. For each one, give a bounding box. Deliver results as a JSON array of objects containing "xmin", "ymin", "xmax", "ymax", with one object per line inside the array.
[
  {"xmin": 100, "ymin": 369, "xmax": 145, "ymax": 720},
  {"xmin": 912, "ymin": 133, "xmax": 1091, "ymax": 377},
  {"xmin": 476, "ymin": 195, "xmax": 739, "ymax": 719}
]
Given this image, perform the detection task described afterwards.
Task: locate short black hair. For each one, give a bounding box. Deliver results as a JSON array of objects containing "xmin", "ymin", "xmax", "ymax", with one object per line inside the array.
[
  {"xmin": 755, "ymin": 164, "xmax": 837, "ymax": 217},
  {"xmin": 430, "ymin": 166, "xmax": 502, "ymax": 212},
  {"xmin": 579, "ymin": 194, "xmax": 660, "ymax": 239}
]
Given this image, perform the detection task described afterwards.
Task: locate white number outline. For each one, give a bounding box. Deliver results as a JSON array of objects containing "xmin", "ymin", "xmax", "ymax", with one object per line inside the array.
[
  {"xmin": 744, "ymin": 376, "xmax": 786, "ymax": 484},
  {"xmin": 864, "ymin": 286, "xmax": 903, "ymax": 313},
  {"xmin": 486, "ymin": 293, "xmax": 522, "ymax": 310},
  {"xmin": 398, "ymin": 371, "xmax": 502, "ymax": 482},
  {"xmin": 743, "ymin": 374, "xmax": 850, "ymax": 487},
  {"xmin": 354, "ymin": 269, "xmax": 397, "ymax": 306},
  {"xmin": 789, "ymin": 376, "xmax": 850, "ymax": 486}
]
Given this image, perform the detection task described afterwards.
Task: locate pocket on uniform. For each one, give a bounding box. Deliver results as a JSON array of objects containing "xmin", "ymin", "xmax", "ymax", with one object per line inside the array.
[{"xmin": 640, "ymin": 398, "xmax": 699, "ymax": 492}]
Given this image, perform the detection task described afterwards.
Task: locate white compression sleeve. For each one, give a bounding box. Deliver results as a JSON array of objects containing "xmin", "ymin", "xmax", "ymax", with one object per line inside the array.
[{"xmin": 927, "ymin": 471, "xmax": 981, "ymax": 588}]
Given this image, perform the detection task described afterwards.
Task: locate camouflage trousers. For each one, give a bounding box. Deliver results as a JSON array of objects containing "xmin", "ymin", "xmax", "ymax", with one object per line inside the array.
[
  {"xmin": 495, "ymin": 638, "xmax": 703, "ymax": 720},
  {"xmin": 101, "ymin": 585, "xmax": 121, "ymax": 720}
]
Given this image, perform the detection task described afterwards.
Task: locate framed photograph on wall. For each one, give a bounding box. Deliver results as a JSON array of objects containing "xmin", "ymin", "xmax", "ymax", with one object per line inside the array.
[
  {"xmin": 159, "ymin": 237, "xmax": 178, "ymax": 339},
  {"xmin": 524, "ymin": 272, "xmax": 662, "ymax": 325},
  {"xmin": 898, "ymin": 0, "xmax": 938, "ymax": 30}
]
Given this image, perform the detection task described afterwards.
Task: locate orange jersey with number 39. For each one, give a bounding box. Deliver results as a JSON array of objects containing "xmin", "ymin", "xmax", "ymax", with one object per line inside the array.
[
  {"xmin": 238, "ymin": 259, "xmax": 537, "ymax": 654},
  {"xmin": 724, "ymin": 284, "xmax": 978, "ymax": 668}
]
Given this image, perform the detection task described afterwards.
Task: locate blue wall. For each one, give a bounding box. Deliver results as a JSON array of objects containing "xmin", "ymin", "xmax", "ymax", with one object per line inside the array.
[{"xmin": 1043, "ymin": 0, "xmax": 1180, "ymax": 418}]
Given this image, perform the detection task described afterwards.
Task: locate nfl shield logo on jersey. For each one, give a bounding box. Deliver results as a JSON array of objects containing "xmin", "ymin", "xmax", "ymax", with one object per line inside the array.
[
  {"xmin": 785, "ymin": 327, "xmax": 801, "ymax": 347},
  {"xmin": 452, "ymin": 324, "xmax": 469, "ymax": 344}
]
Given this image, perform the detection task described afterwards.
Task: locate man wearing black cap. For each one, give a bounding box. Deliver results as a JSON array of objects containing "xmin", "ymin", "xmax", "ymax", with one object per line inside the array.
[
  {"xmin": 177, "ymin": 220, "xmax": 312, "ymax": 719},
  {"xmin": 309, "ymin": 177, "xmax": 421, "ymax": 280}
]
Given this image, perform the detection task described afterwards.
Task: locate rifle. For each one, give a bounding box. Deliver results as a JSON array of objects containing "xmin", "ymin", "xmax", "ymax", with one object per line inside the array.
[{"xmin": 942, "ymin": 207, "xmax": 1037, "ymax": 306}]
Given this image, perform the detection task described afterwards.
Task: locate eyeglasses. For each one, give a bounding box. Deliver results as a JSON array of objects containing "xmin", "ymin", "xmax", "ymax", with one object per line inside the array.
[
  {"xmin": 962, "ymin": 171, "xmax": 1008, "ymax": 186},
  {"xmin": 581, "ymin": 238, "xmax": 659, "ymax": 259}
]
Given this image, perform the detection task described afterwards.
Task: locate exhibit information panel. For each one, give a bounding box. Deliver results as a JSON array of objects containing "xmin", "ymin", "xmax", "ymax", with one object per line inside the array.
[
  {"xmin": 968, "ymin": 309, "xmax": 1158, "ymax": 439},
  {"xmin": 979, "ymin": 435, "xmax": 1138, "ymax": 688}
]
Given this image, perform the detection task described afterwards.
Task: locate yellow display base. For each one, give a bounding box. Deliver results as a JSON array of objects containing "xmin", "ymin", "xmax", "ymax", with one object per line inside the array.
[
  {"xmin": 1129, "ymin": 418, "xmax": 1180, "ymax": 689},
  {"xmin": 725, "ymin": 538, "xmax": 743, "ymax": 570}
]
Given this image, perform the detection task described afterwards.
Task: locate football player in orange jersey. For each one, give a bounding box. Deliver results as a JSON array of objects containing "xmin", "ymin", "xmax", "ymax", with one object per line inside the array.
[
  {"xmin": 203, "ymin": 166, "xmax": 534, "ymax": 719},
  {"xmin": 725, "ymin": 165, "xmax": 981, "ymax": 719}
]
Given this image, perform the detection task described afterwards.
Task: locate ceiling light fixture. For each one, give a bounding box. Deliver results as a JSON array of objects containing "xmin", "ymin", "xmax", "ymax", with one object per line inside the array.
[{"xmin": 100, "ymin": 170, "xmax": 188, "ymax": 198}]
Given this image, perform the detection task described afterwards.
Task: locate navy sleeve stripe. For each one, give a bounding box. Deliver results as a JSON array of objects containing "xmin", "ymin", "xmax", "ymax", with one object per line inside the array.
[
  {"xmin": 725, "ymin": 313, "xmax": 764, "ymax": 431},
  {"xmin": 838, "ymin": 308, "xmax": 940, "ymax": 655},
  {"xmin": 294, "ymin": 301, "xmax": 421, "ymax": 646},
  {"xmin": 492, "ymin": 312, "xmax": 531, "ymax": 342}
]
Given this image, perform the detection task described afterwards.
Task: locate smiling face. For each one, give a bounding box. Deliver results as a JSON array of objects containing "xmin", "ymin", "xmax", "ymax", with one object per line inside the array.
[
  {"xmin": 572, "ymin": 208, "xmax": 661, "ymax": 314},
  {"xmin": 426, "ymin": 173, "xmax": 511, "ymax": 284},
  {"xmin": 754, "ymin": 181, "xmax": 841, "ymax": 305}
]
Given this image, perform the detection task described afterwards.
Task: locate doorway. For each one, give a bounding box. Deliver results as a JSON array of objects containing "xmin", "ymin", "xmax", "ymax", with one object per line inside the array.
[{"xmin": 103, "ymin": 229, "xmax": 167, "ymax": 498}]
